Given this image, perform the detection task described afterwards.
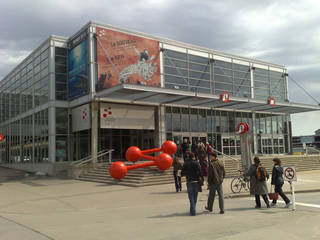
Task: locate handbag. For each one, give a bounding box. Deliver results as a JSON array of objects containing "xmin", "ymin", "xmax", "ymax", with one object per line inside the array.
[{"xmin": 268, "ymin": 184, "xmax": 279, "ymax": 200}]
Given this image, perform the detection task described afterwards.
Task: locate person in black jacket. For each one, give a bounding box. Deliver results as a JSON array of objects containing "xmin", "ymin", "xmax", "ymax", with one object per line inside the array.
[
  {"xmin": 181, "ymin": 153, "xmax": 201, "ymax": 216},
  {"xmin": 271, "ymin": 158, "xmax": 291, "ymax": 207},
  {"xmin": 181, "ymin": 138, "xmax": 189, "ymax": 161}
]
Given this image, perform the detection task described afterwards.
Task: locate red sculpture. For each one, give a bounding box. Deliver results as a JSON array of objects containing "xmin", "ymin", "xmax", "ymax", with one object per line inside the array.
[{"xmin": 109, "ymin": 140, "xmax": 177, "ymax": 180}]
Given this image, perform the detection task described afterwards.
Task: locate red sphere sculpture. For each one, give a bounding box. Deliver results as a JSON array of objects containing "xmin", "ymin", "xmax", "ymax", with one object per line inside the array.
[
  {"xmin": 161, "ymin": 140, "xmax": 177, "ymax": 155},
  {"xmin": 109, "ymin": 161, "xmax": 127, "ymax": 180},
  {"xmin": 155, "ymin": 153, "xmax": 173, "ymax": 170},
  {"xmin": 109, "ymin": 141, "xmax": 177, "ymax": 180},
  {"xmin": 126, "ymin": 146, "xmax": 142, "ymax": 163}
]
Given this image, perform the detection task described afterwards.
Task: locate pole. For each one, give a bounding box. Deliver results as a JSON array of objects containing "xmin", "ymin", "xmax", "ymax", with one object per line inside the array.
[{"xmin": 290, "ymin": 181, "xmax": 296, "ymax": 211}]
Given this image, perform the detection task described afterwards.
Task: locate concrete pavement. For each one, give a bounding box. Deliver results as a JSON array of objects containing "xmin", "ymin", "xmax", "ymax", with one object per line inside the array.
[{"xmin": 0, "ymin": 170, "xmax": 319, "ymax": 239}]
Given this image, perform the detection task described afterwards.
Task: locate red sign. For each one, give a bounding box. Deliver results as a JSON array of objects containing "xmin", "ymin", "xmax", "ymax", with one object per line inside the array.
[
  {"xmin": 237, "ymin": 122, "xmax": 249, "ymax": 134},
  {"xmin": 268, "ymin": 97, "xmax": 276, "ymax": 106},
  {"xmin": 0, "ymin": 134, "xmax": 4, "ymax": 143},
  {"xmin": 96, "ymin": 27, "xmax": 161, "ymax": 90},
  {"xmin": 220, "ymin": 92, "xmax": 230, "ymax": 103},
  {"xmin": 102, "ymin": 107, "xmax": 112, "ymax": 119},
  {"xmin": 284, "ymin": 167, "xmax": 295, "ymax": 180}
]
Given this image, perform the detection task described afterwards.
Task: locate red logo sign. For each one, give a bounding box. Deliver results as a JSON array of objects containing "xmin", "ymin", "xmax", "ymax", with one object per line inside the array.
[
  {"xmin": 0, "ymin": 134, "xmax": 4, "ymax": 143},
  {"xmin": 237, "ymin": 122, "xmax": 249, "ymax": 134},
  {"xmin": 268, "ymin": 97, "xmax": 276, "ymax": 106},
  {"xmin": 82, "ymin": 108, "xmax": 87, "ymax": 120},
  {"xmin": 102, "ymin": 107, "xmax": 112, "ymax": 119},
  {"xmin": 220, "ymin": 92, "xmax": 230, "ymax": 103}
]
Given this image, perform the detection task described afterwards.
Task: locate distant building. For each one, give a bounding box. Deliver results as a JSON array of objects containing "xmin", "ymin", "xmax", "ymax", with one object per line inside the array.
[{"xmin": 292, "ymin": 129, "xmax": 320, "ymax": 149}]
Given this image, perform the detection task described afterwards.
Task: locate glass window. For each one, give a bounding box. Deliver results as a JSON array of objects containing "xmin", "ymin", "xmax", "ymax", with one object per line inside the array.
[
  {"xmin": 190, "ymin": 108, "xmax": 198, "ymax": 132},
  {"xmin": 214, "ymin": 60, "xmax": 232, "ymax": 69},
  {"xmin": 266, "ymin": 116, "xmax": 272, "ymax": 134},
  {"xmin": 55, "ymin": 56, "xmax": 67, "ymax": 65},
  {"xmin": 165, "ymin": 75, "xmax": 188, "ymax": 85},
  {"xmin": 181, "ymin": 108, "xmax": 189, "ymax": 132},
  {"xmin": 164, "ymin": 50, "xmax": 187, "ymax": 60},
  {"xmin": 272, "ymin": 115, "xmax": 278, "ymax": 134},
  {"xmin": 56, "ymin": 108, "xmax": 68, "ymax": 134},
  {"xmin": 55, "ymin": 47, "xmax": 67, "ymax": 56},
  {"xmin": 164, "ymin": 66, "xmax": 187, "ymax": 76},
  {"xmin": 228, "ymin": 112, "xmax": 235, "ymax": 132},
  {"xmin": 207, "ymin": 110, "xmax": 212, "ymax": 133},
  {"xmin": 188, "ymin": 54, "xmax": 209, "ymax": 64},
  {"xmin": 220, "ymin": 111, "xmax": 228, "ymax": 132},
  {"xmin": 165, "ymin": 107, "xmax": 172, "ymax": 131},
  {"xmin": 189, "ymin": 63, "xmax": 210, "ymax": 72},
  {"xmin": 215, "ymin": 75, "xmax": 233, "ymax": 83},
  {"xmin": 199, "ymin": 109, "xmax": 206, "ymax": 132},
  {"xmin": 234, "ymin": 64, "xmax": 250, "ymax": 72},
  {"xmin": 172, "ymin": 107, "xmax": 181, "ymax": 131},
  {"xmin": 214, "ymin": 67, "xmax": 232, "ymax": 76},
  {"xmin": 164, "ymin": 58, "xmax": 187, "ymax": 68}
]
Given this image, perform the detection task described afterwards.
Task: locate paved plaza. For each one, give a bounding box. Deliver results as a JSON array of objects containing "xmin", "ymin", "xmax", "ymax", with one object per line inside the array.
[{"xmin": 0, "ymin": 169, "xmax": 320, "ymax": 240}]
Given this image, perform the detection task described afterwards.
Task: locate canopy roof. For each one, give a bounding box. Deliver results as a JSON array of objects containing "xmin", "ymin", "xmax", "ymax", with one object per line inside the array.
[{"xmin": 96, "ymin": 84, "xmax": 320, "ymax": 114}]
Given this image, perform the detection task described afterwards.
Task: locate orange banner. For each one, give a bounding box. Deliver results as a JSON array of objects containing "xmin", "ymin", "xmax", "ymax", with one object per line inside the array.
[{"xmin": 96, "ymin": 27, "xmax": 161, "ymax": 90}]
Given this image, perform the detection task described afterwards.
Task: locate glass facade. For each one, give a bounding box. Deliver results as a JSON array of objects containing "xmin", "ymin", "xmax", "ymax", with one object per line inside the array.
[
  {"xmin": 0, "ymin": 24, "xmax": 296, "ymax": 166},
  {"xmin": 163, "ymin": 49, "xmax": 286, "ymax": 100}
]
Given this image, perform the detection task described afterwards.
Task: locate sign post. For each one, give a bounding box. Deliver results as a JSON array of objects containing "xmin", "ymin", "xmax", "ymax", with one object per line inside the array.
[{"xmin": 283, "ymin": 166, "xmax": 297, "ymax": 211}]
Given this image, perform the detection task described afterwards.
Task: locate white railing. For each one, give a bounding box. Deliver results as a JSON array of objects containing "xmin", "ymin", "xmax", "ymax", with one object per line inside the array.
[
  {"xmin": 71, "ymin": 149, "xmax": 115, "ymax": 167},
  {"xmin": 212, "ymin": 148, "xmax": 240, "ymax": 170}
]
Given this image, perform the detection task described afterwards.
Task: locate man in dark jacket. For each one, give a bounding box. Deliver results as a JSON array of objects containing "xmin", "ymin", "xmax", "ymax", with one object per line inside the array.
[
  {"xmin": 205, "ymin": 153, "xmax": 226, "ymax": 214},
  {"xmin": 181, "ymin": 153, "xmax": 201, "ymax": 216},
  {"xmin": 181, "ymin": 138, "xmax": 189, "ymax": 161}
]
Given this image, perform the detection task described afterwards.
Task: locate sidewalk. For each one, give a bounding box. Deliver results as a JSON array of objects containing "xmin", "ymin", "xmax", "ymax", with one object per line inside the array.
[{"xmin": 0, "ymin": 170, "xmax": 319, "ymax": 240}]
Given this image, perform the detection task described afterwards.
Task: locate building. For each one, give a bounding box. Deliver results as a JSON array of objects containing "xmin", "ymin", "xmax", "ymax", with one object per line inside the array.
[
  {"xmin": 292, "ymin": 129, "xmax": 320, "ymax": 150},
  {"xmin": 1, "ymin": 21, "xmax": 319, "ymax": 173}
]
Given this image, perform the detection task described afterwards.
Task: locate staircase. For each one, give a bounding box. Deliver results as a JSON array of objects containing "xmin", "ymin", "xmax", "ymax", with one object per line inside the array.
[
  {"xmin": 76, "ymin": 155, "xmax": 320, "ymax": 187},
  {"xmin": 76, "ymin": 162, "xmax": 177, "ymax": 187}
]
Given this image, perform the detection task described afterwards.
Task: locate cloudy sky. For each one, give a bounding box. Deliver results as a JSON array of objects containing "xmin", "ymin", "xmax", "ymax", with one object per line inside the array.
[{"xmin": 1, "ymin": 0, "xmax": 320, "ymax": 136}]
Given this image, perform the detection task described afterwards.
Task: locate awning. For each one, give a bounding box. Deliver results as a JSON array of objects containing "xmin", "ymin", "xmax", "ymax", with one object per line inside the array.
[{"xmin": 95, "ymin": 84, "xmax": 320, "ymax": 114}]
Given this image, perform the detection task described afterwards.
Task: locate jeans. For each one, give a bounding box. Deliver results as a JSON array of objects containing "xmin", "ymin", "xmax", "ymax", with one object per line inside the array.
[
  {"xmin": 173, "ymin": 170, "xmax": 182, "ymax": 191},
  {"xmin": 273, "ymin": 184, "xmax": 290, "ymax": 204},
  {"xmin": 187, "ymin": 181, "xmax": 199, "ymax": 215},
  {"xmin": 207, "ymin": 184, "xmax": 224, "ymax": 212},
  {"xmin": 255, "ymin": 194, "xmax": 270, "ymax": 207}
]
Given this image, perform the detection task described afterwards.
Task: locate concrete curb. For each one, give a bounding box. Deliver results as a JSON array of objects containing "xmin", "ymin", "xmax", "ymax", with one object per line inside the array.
[{"xmin": 225, "ymin": 188, "xmax": 320, "ymax": 199}]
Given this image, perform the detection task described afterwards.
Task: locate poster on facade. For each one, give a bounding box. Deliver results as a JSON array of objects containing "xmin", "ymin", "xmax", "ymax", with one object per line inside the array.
[
  {"xmin": 100, "ymin": 103, "xmax": 155, "ymax": 130},
  {"xmin": 96, "ymin": 27, "xmax": 161, "ymax": 90},
  {"xmin": 72, "ymin": 104, "xmax": 91, "ymax": 132},
  {"xmin": 68, "ymin": 39, "xmax": 88, "ymax": 100}
]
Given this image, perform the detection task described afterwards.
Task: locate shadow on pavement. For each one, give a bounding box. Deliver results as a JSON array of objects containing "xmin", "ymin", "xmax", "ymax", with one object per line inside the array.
[{"xmin": 149, "ymin": 211, "xmax": 209, "ymax": 218}]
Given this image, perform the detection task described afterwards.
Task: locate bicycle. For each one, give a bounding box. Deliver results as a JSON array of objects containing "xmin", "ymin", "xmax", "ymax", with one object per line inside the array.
[{"xmin": 231, "ymin": 170, "xmax": 250, "ymax": 193}]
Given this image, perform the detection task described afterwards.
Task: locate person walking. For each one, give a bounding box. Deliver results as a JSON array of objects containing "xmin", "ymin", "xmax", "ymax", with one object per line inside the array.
[
  {"xmin": 197, "ymin": 142, "xmax": 208, "ymax": 185},
  {"xmin": 206, "ymin": 142, "xmax": 213, "ymax": 162},
  {"xmin": 271, "ymin": 158, "xmax": 291, "ymax": 207},
  {"xmin": 173, "ymin": 156, "xmax": 183, "ymax": 192},
  {"xmin": 181, "ymin": 138, "xmax": 189, "ymax": 161},
  {"xmin": 205, "ymin": 153, "xmax": 226, "ymax": 214},
  {"xmin": 181, "ymin": 153, "xmax": 202, "ymax": 216},
  {"xmin": 245, "ymin": 156, "xmax": 270, "ymax": 208}
]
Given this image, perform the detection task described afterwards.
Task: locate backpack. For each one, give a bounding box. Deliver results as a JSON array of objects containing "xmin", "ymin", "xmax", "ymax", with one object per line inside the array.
[{"xmin": 256, "ymin": 165, "xmax": 267, "ymax": 181}]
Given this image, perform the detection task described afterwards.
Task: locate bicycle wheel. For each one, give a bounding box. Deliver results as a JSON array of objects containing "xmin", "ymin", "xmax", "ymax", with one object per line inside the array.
[{"xmin": 231, "ymin": 177, "xmax": 243, "ymax": 193}]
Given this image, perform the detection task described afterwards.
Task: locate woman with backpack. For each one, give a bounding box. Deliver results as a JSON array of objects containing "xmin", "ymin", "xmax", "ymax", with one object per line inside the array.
[
  {"xmin": 244, "ymin": 156, "xmax": 270, "ymax": 208},
  {"xmin": 271, "ymin": 158, "xmax": 291, "ymax": 207}
]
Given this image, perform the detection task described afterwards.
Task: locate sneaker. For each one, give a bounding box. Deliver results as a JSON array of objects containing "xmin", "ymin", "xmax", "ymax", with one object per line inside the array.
[
  {"xmin": 271, "ymin": 202, "xmax": 276, "ymax": 207},
  {"xmin": 205, "ymin": 206, "xmax": 213, "ymax": 212},
  {"xmin": 267, "ymin": 205, "xmax": 271, "ymax": 208},
  {"xmin": 285, "ymin": 202, "xmax": 292, "ymax": 208},
  {"xmin": 255, "ymin": 205, "xmax": 261, "ymax": 209},
  {"xmin": 220, "ymin": 210, "xmax": 224, "ymax": 214}
]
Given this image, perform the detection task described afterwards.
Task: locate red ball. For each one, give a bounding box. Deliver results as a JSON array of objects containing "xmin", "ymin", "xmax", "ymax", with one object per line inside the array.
[
  {"xmin": 161, "ymin": 140, "xmax": 177, "ymax": 155},
  {"xmin": 109, "ymin": 161, "xmax": 127, "ymax": 180},
  {"xmin": 155, "ymin": 153, "xmax": 173, "ymax": 170},
  {"xmin": 126, "ymin": 146, "xmax": 142, "ymax": 163}
]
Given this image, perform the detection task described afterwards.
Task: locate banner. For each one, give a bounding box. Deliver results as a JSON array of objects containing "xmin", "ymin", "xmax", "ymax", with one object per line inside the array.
[
  {"xmin": 100, "ymin": 103, "xmax": 155, "ymax": 130},
  {"xmin": 96, "ymin": 27, "xmax": 160, "ymax": 90},
  {"xmin": 72, "ymin": 104, "xmax": 91, "ymax": 132},
  {"xmin": 68, "ymin": 39, "xmax": 88, "ymax": 100}
]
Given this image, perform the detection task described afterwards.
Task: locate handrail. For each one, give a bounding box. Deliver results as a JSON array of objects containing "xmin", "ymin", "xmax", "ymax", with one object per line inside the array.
[
  {"xmin": 211, "ymin": 148, "xmax": 240, "ymax": 170},
  {"xmin": 306, "ymin": 146, "xmax": 320, "ymax": 155},
  {"xmin": 71, "ymin": 149, "xmax": 115, "ymax": 166}
]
